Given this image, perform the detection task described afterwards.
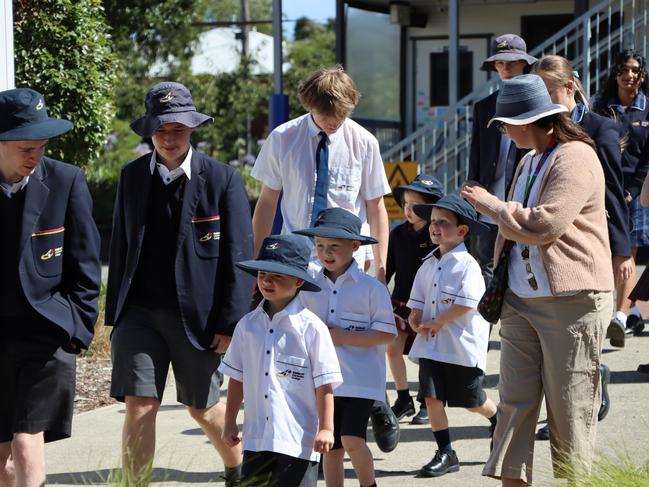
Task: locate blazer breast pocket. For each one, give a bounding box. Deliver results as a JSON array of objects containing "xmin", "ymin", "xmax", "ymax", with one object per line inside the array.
[
  {"xmin": 192, "ymin": 215, "xmax": 220, "ymax": 259},
  {"xmin": 31, "ymin": 226, "xmax": 65, "ymax": 277},
  {"xmin": 339, "ymin": 311, "xmax": 370, "ymax": 331}
]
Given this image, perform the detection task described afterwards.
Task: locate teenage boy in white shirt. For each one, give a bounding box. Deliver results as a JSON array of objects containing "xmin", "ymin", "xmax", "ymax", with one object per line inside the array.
[
  {"xmin": 219, "ymin": 235, "xmax": 342, "ymax": 487},
  {"xmin": 296, "ymin": 208, "xmax": 396, "ymax": 487},
  {"xmin": 251, "ymin": 66, "xmax": 391, "ymax": 278},
  {"xmin": 407, "ymin": 194, "xmax": 498, "ymax": 478}
]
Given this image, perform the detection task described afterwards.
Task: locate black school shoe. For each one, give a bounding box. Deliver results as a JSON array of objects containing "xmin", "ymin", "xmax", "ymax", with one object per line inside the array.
[
  {"xmin": 410, "ymin": 405, "xmax": 429, "ymax": 425},
  {"xmin": 371, "ymin": 402, "xmax": 400, "ymax": 452},
  {"xmin": 627, "ymin": 314, "xmax": 645, "ymax": 336},
  {"xmin": 391, "ymin": 395, "xmax": 415, "ymax": 420},
  {"xmin": 420, "ymin": 449, "xmax": 460, "ymax": 477},
  {"xmin": 536, "ymin": 424, "xmax": 550, "ymax": 441},
  {"xmin": 606, "ymin": 317, "xmax": 626, "ymax": 348},
  {"xmin": 638, "ymin": 363, "xmax": 649, "ymax": 374}
]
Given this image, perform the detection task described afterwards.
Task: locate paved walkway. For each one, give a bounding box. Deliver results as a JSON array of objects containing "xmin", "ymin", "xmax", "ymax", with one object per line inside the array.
[{"xmin": 46, "ymin": 320, "xmax": 649, "ymax": 486}]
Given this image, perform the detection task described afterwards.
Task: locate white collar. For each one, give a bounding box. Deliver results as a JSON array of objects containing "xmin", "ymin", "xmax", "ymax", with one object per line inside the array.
[
  {"xmin": 423, "ymin": 241, "xmax": 468, "ymax": 262},
  {"xmin": 306, "ymin": 114, "xmax": 338, "ymax": 143},
  {"xmin": 319, "ymin": 259, "xmax": 361, "ymax": 284},
  {"xmin": 149, "ymin": 146, "xmax": 193, "ymax": 181},
  {"xmin": 254, "ymin": 295, "xmax": 304, "ymax": 322},
  {"xmin": 0, "ymin": 176, "xmax": 29, "ymax": 198}
]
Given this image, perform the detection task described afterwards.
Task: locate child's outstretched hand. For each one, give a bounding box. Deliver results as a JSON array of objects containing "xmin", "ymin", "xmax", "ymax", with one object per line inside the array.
[
  {"xmin": 314, "ymin": 428, "xmax": 334, "ymax": 453},
  {"xmin": 222, "ymin": 422, "xmax": 241, "ymax": 448}
]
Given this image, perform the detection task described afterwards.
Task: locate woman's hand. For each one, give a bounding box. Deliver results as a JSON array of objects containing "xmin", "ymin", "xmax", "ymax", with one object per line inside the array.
[{"xmin": 461, "ymin": 183, "xmax": 490, "ymax": 206}]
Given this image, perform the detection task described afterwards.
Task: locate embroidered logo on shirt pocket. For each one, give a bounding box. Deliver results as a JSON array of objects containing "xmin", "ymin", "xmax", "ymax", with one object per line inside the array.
[
  {"xmin": 440, "ymin": 286, "xmax": 459, "ymax": 306},
  {"xmin": 275, "ymin": 353, "xmax": 307, "ymax": 382},
  {"xmin": 340, "ymin": 312, "xmax": 370, "ymax": 331},
  {"xmin": 192, "ymin": 215, "xmax": 220, "ymax": 258},
  {"xmin": 31, "ymin": 227, "xmax": 64, "ymax": 277}
]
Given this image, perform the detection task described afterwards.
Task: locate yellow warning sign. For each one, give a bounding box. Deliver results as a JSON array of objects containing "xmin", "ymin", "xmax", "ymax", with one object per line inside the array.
[{"xmin": 384, "ymin": 161, "xmax": 418, "ymax": 220}]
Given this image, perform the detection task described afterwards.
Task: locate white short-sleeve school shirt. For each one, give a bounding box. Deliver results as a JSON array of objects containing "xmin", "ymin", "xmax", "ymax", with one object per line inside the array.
[
  {"xmin": 251, "ymin": 114, "xmax": 391, "ymax": 252},
  {"xmin": 219, "ymin": 298, "xmax": 342, "ymax": 462},
  {"xmin": 300, "ymin": 263, "xmax": 396, "ymax": 402},
  {"xmin": 407, "ymin": 242, "xmax": 490, "ymax": 372}
]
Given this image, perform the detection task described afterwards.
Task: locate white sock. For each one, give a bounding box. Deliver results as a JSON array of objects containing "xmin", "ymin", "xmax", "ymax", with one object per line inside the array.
[
  {"xmin": 614, "ymin": 311, "xmax": 627, "ymax": 325},
  {"xmin": 629, "ymin": 305, "xmax": 642, "ymax": 318}
]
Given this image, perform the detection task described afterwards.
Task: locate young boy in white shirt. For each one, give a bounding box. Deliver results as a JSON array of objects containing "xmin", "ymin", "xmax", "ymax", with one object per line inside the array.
[
  {"xmin": 296, "ymin": 208, "xmax": 396, "ymax": 487},
  {"xmin": 219, "ymin": 235, "xmax": 343, "ymax": 487},
  {"xmin": 407, "ymin": 194, "xmax": 498, "ymax": 478}
]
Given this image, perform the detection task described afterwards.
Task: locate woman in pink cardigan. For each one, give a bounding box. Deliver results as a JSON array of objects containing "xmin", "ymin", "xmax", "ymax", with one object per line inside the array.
[{"xmin": 462, "ymin": 74, "xmax": 614, "ymax": 486}]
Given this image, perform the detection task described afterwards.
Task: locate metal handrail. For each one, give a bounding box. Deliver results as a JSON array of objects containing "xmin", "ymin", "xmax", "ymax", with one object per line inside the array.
[
  {"xmin": 382, "ymin": 0, "xmax": 646, "ymax": 165},
  {"xmin": 381, "ymin": 0, "xmax": 648, "ymax": 193}
]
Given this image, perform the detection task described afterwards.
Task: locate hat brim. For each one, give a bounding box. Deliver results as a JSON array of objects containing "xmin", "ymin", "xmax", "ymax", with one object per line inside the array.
[
  {"xmin": 0, "ymin": 118, "xmax": 73, "ymax": 141},
  {"xmin": 293, "ymin": 228, "xmax": 378, "ymax": 246},
  {"xmin": 481, "ymin": 52, "xmax": 538, "ymax": 71},
  {"xmin": 413, "ymin": 203, "xmax": 490, "ymax": 235},
  {"xmin": 392, "ymin": 184, "xmax": 443, "ymax": 207},
  {"xmin": 487, "ymin": 105, "xmax": 568, "ymax": 127},
  {"xmin": 236, "ymin": 260, "xmax": 321, "ymax": 292},
  {"xmin": 130, "ymin": 111, "xmax": 213, "ymax": 137}
]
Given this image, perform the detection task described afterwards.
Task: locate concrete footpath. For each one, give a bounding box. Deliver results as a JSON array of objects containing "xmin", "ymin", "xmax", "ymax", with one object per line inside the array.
[{"xmin": 45, "ymin": 321, "xmax": 649, "ymax": 486}]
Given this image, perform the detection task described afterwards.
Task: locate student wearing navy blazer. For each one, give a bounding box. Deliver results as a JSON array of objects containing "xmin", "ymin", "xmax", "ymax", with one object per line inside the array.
[
  {"xmin": 0, "ymin": 88, "xmax": 101, "ymax": 486},
  {"xmin": 105, "ymin": 82, "xmax": 252, "ymax": 485},
  {"xmin": 468, "ymin": 34, "xmax": 536, "ymax": 284}
]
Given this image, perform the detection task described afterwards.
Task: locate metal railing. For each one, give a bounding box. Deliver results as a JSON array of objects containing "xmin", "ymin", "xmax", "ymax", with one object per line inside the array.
[{"xmin": 381, "ymin": 0, "xmax": 649, "ymax": 192}]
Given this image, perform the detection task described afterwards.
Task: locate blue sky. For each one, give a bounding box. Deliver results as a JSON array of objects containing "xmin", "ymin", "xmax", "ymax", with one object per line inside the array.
[{"xmin": 282, "ymin": 0, "xmax": 335, "ymax": 25}]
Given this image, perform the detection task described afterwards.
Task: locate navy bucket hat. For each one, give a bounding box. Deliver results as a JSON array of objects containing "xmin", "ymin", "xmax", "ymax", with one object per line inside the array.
[
  {"xmin": 0, "ymin": 88, "xmax": 73, "ymax": 141},
  {"xmin": 130, "ymin": 82, "xmax": 213, "ymax": 138},
  {"xmin": 414, "ymin": 193, "xmax": 489, "ymax": 235},
  {"xmin": 293, "ymin": 208, "xmax": 378, "ymax": 245},
  {"xmin": 488, "ymin": 74, "xmax": 568, "ymax": 127},
  {"xmin": 481, "ymin": 34, "xmax": 537, "ymax": 72},
  {"xmin": 392, "ymin": 174, "xmax": 444, "ymax": 207},
  {"xmin": 236, "ymin": 235, "xmax": 321, "ymax": 292}
]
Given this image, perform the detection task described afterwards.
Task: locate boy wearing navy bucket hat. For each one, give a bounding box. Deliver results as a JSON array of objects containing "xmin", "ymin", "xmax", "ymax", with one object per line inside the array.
[
  {"xmin": 219, "ymin": 235, "xmax": 342, "ymax": 487},
  {"xmin": 407, "ymin": 194, "xmax": 497, "ymax": 478},
  {"xmin": 0, "ymin": 88, "xmax": 101, "ymax": 485},
  {"xmin": 296, "ymin": 208, "xmax": 396, "ymax": 487},
  {"xmin": 105, "ymin": 82, "xmax": 253, "ymax": 484},
  {"xmin": 387, "ymin": 174, "xmax": 444, "ymax": 425}
]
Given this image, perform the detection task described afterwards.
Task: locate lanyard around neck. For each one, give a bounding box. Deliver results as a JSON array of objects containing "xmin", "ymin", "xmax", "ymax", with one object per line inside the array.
[{"xmin": 522, "ymin": 142, "xmax": 557, "ymax": 207}]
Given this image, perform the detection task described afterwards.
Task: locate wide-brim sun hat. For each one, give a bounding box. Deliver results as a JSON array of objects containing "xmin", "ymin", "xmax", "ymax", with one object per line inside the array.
[
  {"xmin": 0, "ymin": 88, "xmax": 73, "ymax": 141},
  {"xmin": 130, "ymin": 81, "xmax": 213, "ymax": 138},
  {"xmin": 481, "ymin": 34, "xmax": 537, "ymax": 71},
  {"xmin": 236, "ymin": 235, "xmax": 321, "ymax": 292},
  {"xmin": 392, "ymin": 174, "xmax": 444, "ymax": 207},
  {"xmin": 414, "ymin": 193, "xmax": 490, "ymax": 235},
  {"xmin": 293, "ymin": 207, "xmax": 378, "ymax": 246},
  {"xmin": 487, "ymin": 74, "xmax": 568, "ymax": 127}
]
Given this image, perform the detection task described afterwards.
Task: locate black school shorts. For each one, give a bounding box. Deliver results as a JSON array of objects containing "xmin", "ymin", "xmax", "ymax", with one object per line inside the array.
[
  {"xmin": 418, "ymin": 358, "xmax": 487, "ymax": 408},
  {"xmin": 0, "ymin": 317, "xmax": 75, "ymax": 443},
  {"xmin": 332, "ymin": 396, "xmax": 374, "ymax": 450}
]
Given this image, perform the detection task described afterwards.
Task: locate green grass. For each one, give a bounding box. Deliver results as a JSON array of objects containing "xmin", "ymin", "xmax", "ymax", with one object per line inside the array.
[{"xmin": 550, "ymin": 450, "xmax": 649, "ymax": 486}]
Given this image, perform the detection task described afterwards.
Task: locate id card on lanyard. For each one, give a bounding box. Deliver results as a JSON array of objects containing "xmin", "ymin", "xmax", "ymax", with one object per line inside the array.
[{"xmin": 520, "ymin": 141, "xmax": 557, "ymax": 290}]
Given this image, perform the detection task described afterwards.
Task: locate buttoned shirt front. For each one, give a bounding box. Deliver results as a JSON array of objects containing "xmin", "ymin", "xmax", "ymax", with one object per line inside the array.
[
  {"xmin": 407, "ymin": 242, "xmax": 489, "ymax": 372},
  {"xmin": 251, "ymin": 114, "xmax": 391, "ymax": 264},
  {"xmin": 219, "ymin": 298, "xmax": 342, "ymax": 461},
  {"xmin": 300, "ymin": 263, "xmax": 396, "ymax": 401},
  {"xmin": 149, "ymin": 146, "xmax": 193, "ymax": 185},
  {"xmin": 0, "ymin": 176, "xmax": 29, "ymax": 198}
]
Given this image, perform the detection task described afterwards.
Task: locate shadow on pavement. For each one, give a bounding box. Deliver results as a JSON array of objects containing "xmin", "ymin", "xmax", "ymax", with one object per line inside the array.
[{"xmin": 47, "ymin": 468, "xmax": 224, "ymax": 484}]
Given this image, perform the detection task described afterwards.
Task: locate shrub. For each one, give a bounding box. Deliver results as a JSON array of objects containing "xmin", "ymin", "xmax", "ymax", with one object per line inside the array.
[{"xmin": 13, "ymin": 0, "xmax": 117, "ymax": 166}]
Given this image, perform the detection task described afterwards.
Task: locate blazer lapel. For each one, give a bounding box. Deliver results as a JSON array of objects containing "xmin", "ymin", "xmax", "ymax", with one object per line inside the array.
[
  {"xmin": 176, "ymin": 152, "xmax": 206, "ymax": 254},
  {"xmin": 134, "ymin": 156, "xmax": 153, "ymax": 234},
  {"xmin": 19, "ymin": 163, "xmax": 50, "ymax": 255}
]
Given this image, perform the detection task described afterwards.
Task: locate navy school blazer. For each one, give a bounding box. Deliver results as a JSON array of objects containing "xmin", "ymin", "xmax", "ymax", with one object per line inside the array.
[
  {"xmin": 468, "ymin": 91, "xmax": 527, "ymax": 195},
  {"xmin": 105, "ymin": 150, "xmax": 253, "ymax": 349},
  {"xmin": 579, "ymin": 110, "xmax": 631, "ymax": 258},
  {"xmin": 18, "ymin": 158, "xmax": 101, "ymax": 350}
]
